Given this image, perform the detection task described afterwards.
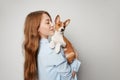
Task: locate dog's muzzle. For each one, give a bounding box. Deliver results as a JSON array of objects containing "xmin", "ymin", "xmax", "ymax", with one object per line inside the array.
[{"xmin": 61, "ymin": 29, "xmax": 64, "ymax": 32}]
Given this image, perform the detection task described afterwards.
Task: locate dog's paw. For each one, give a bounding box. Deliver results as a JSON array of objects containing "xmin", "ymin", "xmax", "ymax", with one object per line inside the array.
[
  {"xmin": 50, "ymin": 44, "xmax": 55, "ymax": 48},
  {"xmin": 49, "ymin": 41, "xmax": 55, "ymax": 48},
  {"xmin": 62, "ymin": 42, "xmax": 66, "ymax": 47},
  {"xmin": 55, "ymin": 46, "xmax": 60, "ymax": 53}
]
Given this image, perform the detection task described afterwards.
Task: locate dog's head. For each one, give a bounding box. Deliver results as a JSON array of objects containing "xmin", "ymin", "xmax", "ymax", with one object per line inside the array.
[{"xmin": 54, "ymin": 15, "xmax": 70, "ymax": 33}]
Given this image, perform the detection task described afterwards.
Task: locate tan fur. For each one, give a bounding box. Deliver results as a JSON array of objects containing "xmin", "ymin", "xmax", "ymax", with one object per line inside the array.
[{"xmin": 63, "ymin": 36, "xmax": 76, "ymax": 63}]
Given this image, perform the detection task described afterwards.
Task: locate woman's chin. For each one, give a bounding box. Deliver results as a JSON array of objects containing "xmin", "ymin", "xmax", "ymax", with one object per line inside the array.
[
  {"xmin": 49, "ymin": 33, "xmax": 54, "ymax": 36},
  {"xmin": 49, "ymin": 31, "xmax": 55, "ymax": 36}
]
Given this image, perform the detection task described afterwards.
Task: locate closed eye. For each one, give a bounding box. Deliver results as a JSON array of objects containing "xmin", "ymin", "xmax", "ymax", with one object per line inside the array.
[
  {"xmin": 46, "ymin": 19, "xmax": 51, "ymax": 24},
  {"xmin": 46, "ymin": 21, "xmax": 50, "ymax": 24}
]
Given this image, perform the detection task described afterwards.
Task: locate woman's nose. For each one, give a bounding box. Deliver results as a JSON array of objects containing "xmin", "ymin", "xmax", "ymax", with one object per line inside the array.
[
  {"xmin": 50, "ymin": 22, "xmax": 55, "ymax": 30},
  {"xmin": 50, "ymin": 22, "xmax": 54, "ymax": 27}
]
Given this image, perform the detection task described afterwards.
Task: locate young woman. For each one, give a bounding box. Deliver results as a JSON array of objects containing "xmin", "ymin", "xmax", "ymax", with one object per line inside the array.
[{"xmin": 23, "ymin": 10, "xmax": 81, "ymax": 80}]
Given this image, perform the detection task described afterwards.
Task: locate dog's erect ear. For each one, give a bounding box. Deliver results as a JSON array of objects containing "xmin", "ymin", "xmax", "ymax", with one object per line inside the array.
[
  {"xmin": 55, "ymin": 15, "xmax": 60, "ymax": 23},
  {"xmin": 64, "ymin": 19, "xmax": 70, "ymax": 27}
]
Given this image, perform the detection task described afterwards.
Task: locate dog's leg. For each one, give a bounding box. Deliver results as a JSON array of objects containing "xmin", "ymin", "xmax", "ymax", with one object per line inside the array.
[
  {"xmin": 55, "ymin": 43, "xmax": 61, "ymax": 53},
  {"xmin": 62, "ymin": 41, "xmax": 66, "ymax": 47},
  {"xmin": 65, "ymin": 52, "xmax": 75, "ymax": 63},
  {"xmin": 49, "ymin": 41, "xmax": 55, "ymax": 48},
  {"xmin": 61, "ymin": 37, "xmax": 66, "ymax": 47}
]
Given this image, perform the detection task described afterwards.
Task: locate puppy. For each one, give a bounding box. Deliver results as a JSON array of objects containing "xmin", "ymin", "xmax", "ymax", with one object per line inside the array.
[{"xmin": 50, "ymin": 15, "xmax": 77, "ymax": 64}]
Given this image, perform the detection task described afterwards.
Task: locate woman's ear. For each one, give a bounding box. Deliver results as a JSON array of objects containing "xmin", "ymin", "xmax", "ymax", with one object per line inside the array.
[
  {"xmin": 64, "ymin": 19, "xmax": 70, "ymax": 27},
  {"xmin": 55, "ymin": 15, "xmax": 60, "ymax": 23}
]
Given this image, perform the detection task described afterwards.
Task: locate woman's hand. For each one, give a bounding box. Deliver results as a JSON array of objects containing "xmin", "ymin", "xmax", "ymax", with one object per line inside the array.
[{"xmin": 72, "ymin": 71, "xmax": 76, "ymax": 78}]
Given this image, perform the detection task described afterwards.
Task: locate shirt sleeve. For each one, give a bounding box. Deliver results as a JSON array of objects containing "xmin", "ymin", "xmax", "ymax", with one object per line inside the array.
[
  {"xmin": 40, "ymin": 43, "xmax": 81, "ymax": 80},
  {"xmin": 38, "ymin": 39, "xmax": 81, "ymax": 80},
  {"xmin": 70, "ymin": 59, "xmax": 81, "ymax": 72},
  {"xmin": 50, "ymin": 48, "xmax": 81, "ymax": 80}
]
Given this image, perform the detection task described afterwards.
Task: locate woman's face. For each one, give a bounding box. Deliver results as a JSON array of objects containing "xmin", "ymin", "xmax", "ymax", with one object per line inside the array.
[{"xmin": 38, "ymin": 13, "xmax": 54, "ymax": 38}]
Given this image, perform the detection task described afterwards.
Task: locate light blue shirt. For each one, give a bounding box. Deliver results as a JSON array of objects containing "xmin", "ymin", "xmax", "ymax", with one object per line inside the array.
[{"xmin": 37, "ymin": 38, "xmax": 81, "ymax": 80}]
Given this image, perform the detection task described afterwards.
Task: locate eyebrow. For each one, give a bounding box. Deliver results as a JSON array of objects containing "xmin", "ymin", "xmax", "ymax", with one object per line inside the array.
[
  {"xmin": 46, "ymin": 19, "xmax": 50, "ymax": 21},
  {"xmin": 46, "ymin": 18, "xmax": 52, "ymax": 22}
]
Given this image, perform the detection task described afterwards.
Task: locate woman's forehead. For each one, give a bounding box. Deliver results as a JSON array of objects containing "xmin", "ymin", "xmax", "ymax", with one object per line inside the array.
[{"xmin": 42, "ymin": 14, "xmax": 50, "ymax": 20}]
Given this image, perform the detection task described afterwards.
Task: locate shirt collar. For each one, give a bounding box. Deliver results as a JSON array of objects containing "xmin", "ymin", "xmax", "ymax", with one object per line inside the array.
[{"xmin": 40, "ymin": 38, "xmax": 49, "ymax": 43}]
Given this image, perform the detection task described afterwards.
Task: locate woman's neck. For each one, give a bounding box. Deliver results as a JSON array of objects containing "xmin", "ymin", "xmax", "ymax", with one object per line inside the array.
[{"xmin": 40, "ymin": 35, "xmax": 48, "ymax": 39}]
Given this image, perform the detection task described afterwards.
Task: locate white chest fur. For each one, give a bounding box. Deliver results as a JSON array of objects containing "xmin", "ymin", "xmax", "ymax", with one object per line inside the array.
[{"xmin": 50, "ymin": 31, "xmax": 66, "ymax": 53}]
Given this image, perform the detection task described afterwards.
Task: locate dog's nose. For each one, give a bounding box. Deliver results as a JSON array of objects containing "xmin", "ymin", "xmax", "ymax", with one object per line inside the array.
[{"xmin": 61, "ymin": 29, "xmax": 64, "ymax": 32}]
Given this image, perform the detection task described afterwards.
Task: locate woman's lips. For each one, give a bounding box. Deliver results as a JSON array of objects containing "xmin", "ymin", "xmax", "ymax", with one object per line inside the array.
[{"xmin": 50, "ymin": 28, "xmax": 54, "ymax": 31}]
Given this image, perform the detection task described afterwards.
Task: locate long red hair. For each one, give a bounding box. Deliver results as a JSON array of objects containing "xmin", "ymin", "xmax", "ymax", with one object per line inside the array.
[{"xmin": 23, "ymin": 10, "xmax": 51, "ymax": 80}]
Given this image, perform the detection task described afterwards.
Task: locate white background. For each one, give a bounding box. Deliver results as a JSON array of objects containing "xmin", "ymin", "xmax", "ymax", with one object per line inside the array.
[{"xmin": 0, "ymin": 0, "xmax": 120, "ymax": 80}]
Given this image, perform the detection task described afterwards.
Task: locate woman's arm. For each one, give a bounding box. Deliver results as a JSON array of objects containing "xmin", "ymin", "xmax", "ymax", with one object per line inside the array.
[
  {"xmin": 38, "ymin": 43, "xmax": 81, "ymax": 80},
  {"xmin": 50, "ymin": 48, "xmax": 81, "ymax": 79}
]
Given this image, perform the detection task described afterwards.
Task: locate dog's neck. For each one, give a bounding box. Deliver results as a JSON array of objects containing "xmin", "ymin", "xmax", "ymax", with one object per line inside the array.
[{"xmin": 54, "ymin": 31, "xmax": 64, "ymax": 35}]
